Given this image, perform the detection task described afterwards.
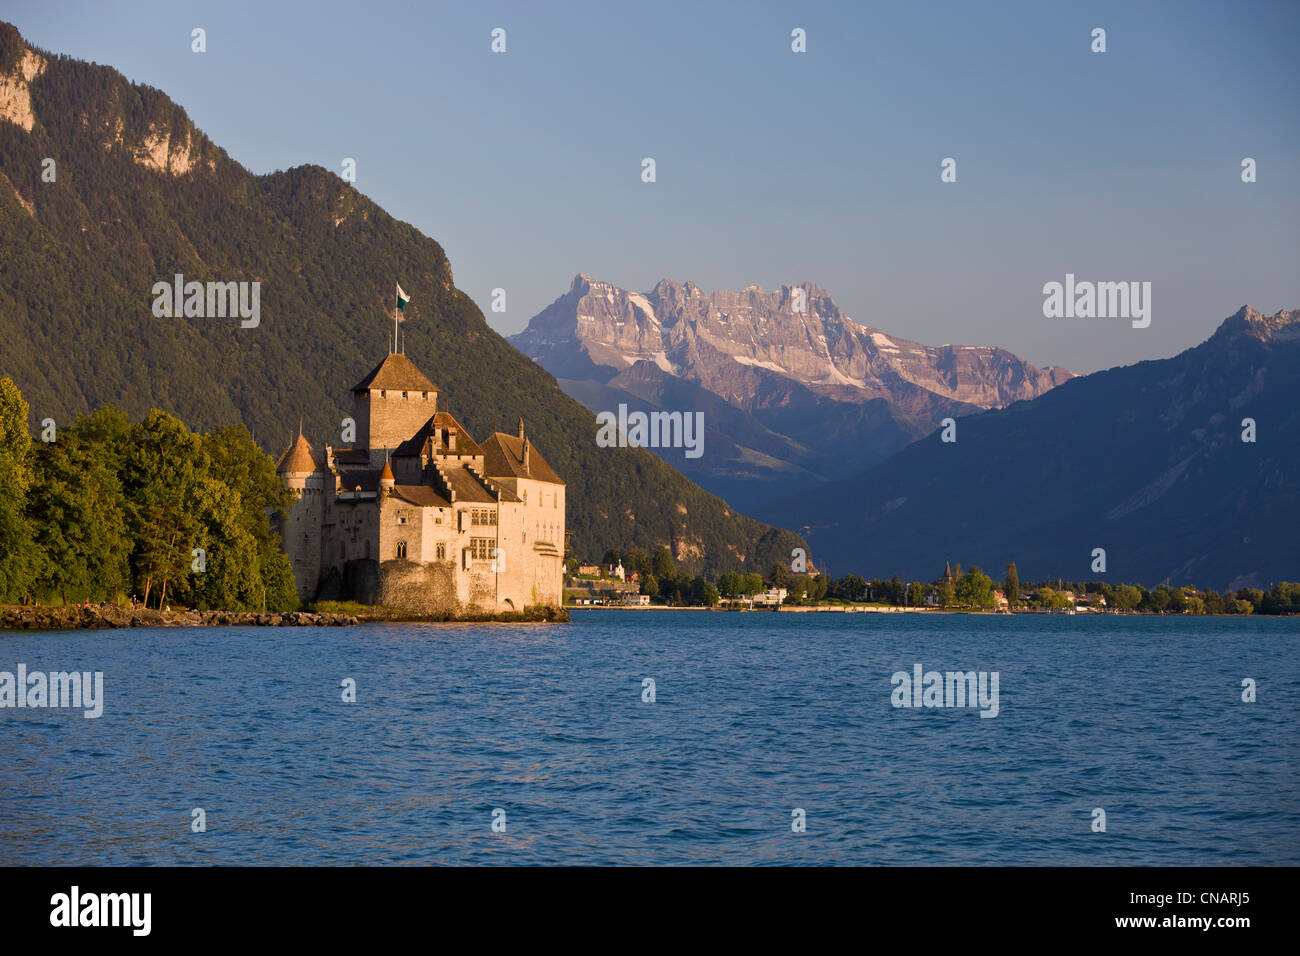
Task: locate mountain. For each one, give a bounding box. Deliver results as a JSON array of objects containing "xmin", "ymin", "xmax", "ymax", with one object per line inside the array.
[
  {"xmin": 760, "ymin": 307, "xmax": 1300, "ymax": 590},
  {"xmin": 511, "ymin": 274, "xmax": 1072, "ymax": 510},
  {"xmin": 0, "ymin": 20, "xmax": 803, "ymax": 576}
]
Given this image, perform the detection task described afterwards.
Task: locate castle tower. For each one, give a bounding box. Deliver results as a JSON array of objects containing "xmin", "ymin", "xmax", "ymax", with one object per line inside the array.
[
  {"xmin": 275, "ymin": 433, "xmax": 325, "ymax": 602},
  {"xmin": 350, "ymin": 353, "xmax": 440, "ymax": 468}
]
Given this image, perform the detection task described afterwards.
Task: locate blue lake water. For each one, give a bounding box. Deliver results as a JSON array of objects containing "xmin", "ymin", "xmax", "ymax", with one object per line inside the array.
[{"xmin": 1, "ymin": 610, "xmax": 1296, "ymax": 865}]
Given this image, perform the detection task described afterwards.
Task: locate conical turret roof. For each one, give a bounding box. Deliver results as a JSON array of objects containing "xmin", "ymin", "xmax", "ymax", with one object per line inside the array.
[{"xmin": 276, "ymin": 434, "xmax": 318, "ymax": 474}]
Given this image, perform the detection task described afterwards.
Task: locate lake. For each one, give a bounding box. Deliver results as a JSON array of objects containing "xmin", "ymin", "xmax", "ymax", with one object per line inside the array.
[{"xmin": 1, "ymin": 610, "xmax": 1296, "ymax": 865}]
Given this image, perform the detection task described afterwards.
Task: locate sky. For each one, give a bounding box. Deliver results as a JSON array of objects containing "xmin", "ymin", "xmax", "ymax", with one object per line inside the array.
[{"xmin": 5, "ymin": 0, "xmax": 1298, "ymax": 374}]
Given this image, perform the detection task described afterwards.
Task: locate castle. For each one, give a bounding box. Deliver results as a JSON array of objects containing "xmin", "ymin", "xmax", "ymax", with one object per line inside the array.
[{"xmin": 273, "ymin": 350, "xmax": 565, "ymax": 613}]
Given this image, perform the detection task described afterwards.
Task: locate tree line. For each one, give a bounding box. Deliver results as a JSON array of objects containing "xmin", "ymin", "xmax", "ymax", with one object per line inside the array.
[
  {"xmin": 0, "ymin": 377, "xmax": 298, "ymax": 610},
  {"xmin": 578, "ymin": 550, "xmax": 1300, "ymax": 615}
]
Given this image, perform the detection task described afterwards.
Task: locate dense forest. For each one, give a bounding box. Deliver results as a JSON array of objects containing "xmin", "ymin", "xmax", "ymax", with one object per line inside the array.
[
  {"xmin": 0, "ymin": 375, "xmax": 297, "ymax": 610},
  {"xmin": 0, "ymin": 20, "xmax": 804, "ymax": 577}
]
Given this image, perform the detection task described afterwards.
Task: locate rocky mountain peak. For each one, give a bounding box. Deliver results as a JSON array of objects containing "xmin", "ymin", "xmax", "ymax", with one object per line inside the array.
[
  {"xmin": 1213, "ymin": 306, "xmax": 1300, "ymax": 344},
  {"xmin": 512, "ymin": 275, "xmax": 1073, "ymax": 411}
]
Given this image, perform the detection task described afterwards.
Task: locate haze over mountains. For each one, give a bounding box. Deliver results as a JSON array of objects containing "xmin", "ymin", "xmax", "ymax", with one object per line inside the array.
[
  {"xmin": 511, "ymin": 274, "xmax": 1071, "ymax": 510},
  {"xmin": 761, "ymin": 307, "xmax": 1300, "ymax": 590},
  {"xmin": 0, "ymin": 20, "xmax": 804, "ymax": 575}
]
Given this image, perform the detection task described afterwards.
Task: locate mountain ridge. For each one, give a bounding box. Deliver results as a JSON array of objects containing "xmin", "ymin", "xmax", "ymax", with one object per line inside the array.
[
  {"xmin": 511, "ymin": 272, "xmax": 1073, "ymax": 510},
  {"xmin": 761, "ymin": 306, "xmax": 1300, "ymax": 589}
]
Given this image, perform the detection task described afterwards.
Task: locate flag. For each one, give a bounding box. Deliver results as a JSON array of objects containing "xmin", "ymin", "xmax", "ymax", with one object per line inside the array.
[{"xmin": 396, "ymin": 283, "xmax": 410, "ymax": 319}]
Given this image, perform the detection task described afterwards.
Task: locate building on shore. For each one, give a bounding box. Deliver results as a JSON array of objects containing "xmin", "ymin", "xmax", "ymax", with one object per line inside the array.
[{"xmin": 274, "ymin": 349, "xmax": 565, "ymax": 613}]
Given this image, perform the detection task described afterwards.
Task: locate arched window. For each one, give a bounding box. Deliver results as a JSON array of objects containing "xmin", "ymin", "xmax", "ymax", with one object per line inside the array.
[{"xmin": 396, "ymin": 541, "xmax": 407, "ymax": 559}]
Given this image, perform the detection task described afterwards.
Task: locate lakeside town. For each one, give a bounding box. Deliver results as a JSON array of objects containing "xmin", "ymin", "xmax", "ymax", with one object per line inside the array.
[{"xmin": 565, "ymin": 549, "xmax": 1300, "ymax": 616}]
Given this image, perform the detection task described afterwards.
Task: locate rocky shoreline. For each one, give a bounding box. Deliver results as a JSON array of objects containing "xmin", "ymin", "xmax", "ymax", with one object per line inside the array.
[
  {"xmin": 0, "ymin": 603, "xmax": 569, "ymax": 631},
  {"xmin": 0, "ymin": 605, "xmax": 361, "ymax": 631}
]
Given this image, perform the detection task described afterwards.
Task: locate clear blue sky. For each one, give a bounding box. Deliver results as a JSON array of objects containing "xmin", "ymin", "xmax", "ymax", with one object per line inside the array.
[{"xmin": 7, "ymin": 0, "xmax": 1298, "ymax": 373}]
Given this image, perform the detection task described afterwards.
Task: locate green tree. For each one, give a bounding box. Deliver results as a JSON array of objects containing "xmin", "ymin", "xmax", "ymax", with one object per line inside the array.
[
  {"xmin": 741, "ymin": 572, "xmax": 765, "ymax": 597},
  {"xmin": 768, "ymin": 562, "xmax": 792, "ymax": 589},
  {"xmin": 1111, "ymin": 584, "xmax": 1142, "ymax": 610},
  {"xmin": 624, "ymin": 547, "xmax": 651, "ymax": 579},
  {"xmin": 1004, "ymin": 563, "xmax": 1019, "ymax": 605},
  {"xmin": 641, "ymin": 573, "xmax": 659, "ymax": 599},
  {"xmin": 27, "ymin": 408, "xmax": 132, "ymax": 603},
  {"xmin": 0, "ymin": 377, "xmax": 40, "ymax": 603},
  {"xmin": 956, "ymin": 567, "xmax": 995, "ymax": 608},
  {"xmin": 652, "ymin": 546, "xmax": 676, "ymax": 581},
  {"xmin": 936, "ymin": 579, "xmax": 956, "ymax": 607},
  {"xmin": 907, "ymin": 581, "xmax": 926, "ymax": 606},
  {"xmin": 787, "ymin": 577, "xmax": 808, "ymax": 604}
]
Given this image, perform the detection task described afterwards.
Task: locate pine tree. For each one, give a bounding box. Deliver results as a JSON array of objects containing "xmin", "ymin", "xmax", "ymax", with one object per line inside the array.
[{"xmin": 1005, "ymin": 562, "xmax": 1020, "ymax": 605}]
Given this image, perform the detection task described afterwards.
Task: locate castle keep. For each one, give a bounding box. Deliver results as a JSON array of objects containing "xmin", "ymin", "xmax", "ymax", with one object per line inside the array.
[{"xmin": 274, "ymin": 351, "xmax": 565, "ymax": 613}]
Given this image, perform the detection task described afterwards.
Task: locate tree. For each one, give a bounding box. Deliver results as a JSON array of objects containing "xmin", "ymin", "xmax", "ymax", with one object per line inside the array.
[
  {"xmin": 624, "ymin": 547, "xmax": 651, "ymax": 579},
  {"xmin": 786, "ymin": 577, "xmax": 808, "ymax": 604},
  {"xmin": 1004, "ymin": 563, "xmax": 1019, "ymax": 605},
  {"xmin": 956, "ymin": 567, "xmax": 995, "ymax": 608},
  {"xmin": 936, "ymin": 579, "xmax": 956, "ymax": 607},
  {"xmin": 718, "ymin": 571, "xmax": 742, "ymax": 599},
  {"xmin": 1111, "ymin": 584, "xmax": 1141, "ymax": 611},
  {"xmin": 768, "ymin": 562, "xmax": 792, "ymax": 589},
  {"xmin": 741, "ymin": 572, "xmax": 765, "ymax": 597},
  {"xmin": 27, "ymin": 408, "xmax": 132, "ymax": 603},
  {"xmin": 907, "ymin": 581, "xmax": 926, "ymax": 606},
  {"xmin": 1037, "ymin": 587, "xmax": 1070, "ymax": 610},
  {"xmin": 0, "ymin": 377, "xmax": 40, "ymax": 603},
  {"xmin": 652, "ymin": 546, "xmax": 676, "ymax": 581},
  {"xmin": 641, "ymin": 573, "xmax": 659, "ymax": 599}
]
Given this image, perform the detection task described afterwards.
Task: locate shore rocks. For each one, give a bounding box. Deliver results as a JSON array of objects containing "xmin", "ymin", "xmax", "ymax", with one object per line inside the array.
[{"xmin": 0, "ymin": 606, "xmax": 361, "ymax": 631}]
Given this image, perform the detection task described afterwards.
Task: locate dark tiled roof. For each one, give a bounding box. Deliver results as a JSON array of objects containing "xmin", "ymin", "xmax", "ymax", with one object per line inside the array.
[
  {"xmin": 334, "ymin": 448, "xmax": 370, "ymax": 465},
  {"xmin": 439, "ymin": 463, "xmax": 498, "ymax": 503},
  {"xmin": 276, "ymin": 434, "xmax": 318, "ymax": 474},
  {"xmin": 350, "ymin": 353, "xmax": 439, "ymax": 393},
  {"xmin": 337, "ymin": 468, "xmax": 381, "ymax": 492},
  {"xmin": 393, "ymin": 412, "xmax": 484, "ymax": 459},
  {"xmin": 481, "ymin": 432, "xmax": 564, "ymax": 485},
  {"xmin": 483, "ymin": 477, "xmax": 522, "ymax": 503},
  {"xmin": 393, "ymin": 417, "xmax": 438, "ymax": 458},
  {"xmin": 392, "ymin": 485, "xmax": 451, "ymax": 508}
]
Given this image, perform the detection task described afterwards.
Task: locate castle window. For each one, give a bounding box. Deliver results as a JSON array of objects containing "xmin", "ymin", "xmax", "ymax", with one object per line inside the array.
[
  {"xmin": 396, "ymin": 541, "xmax": 408, "ymax": 559},
  {"xmin": 470, "ymin": 538, "xmax": 494, "ymax": 560},
  {"xmin": 422, "ymin": 392, "xmax": 428, "ymax": 400},
  {"xmin": 522, "ymin": 491, "xmax": 527, "ymax": 505},
  {"xmin": 402, "ymin": 391, "xmax": 408, "ymax": 399},
  {"xmin": 398, "ymin": 516, "xmax": 407, "ymax": 525},
  {"xmin": 436, "ymin": 543, "xmax": 446, "ymax": 560},
  {"xmin": 380, "ymin": 390, "xmax": 386, "ymax": 398}
]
